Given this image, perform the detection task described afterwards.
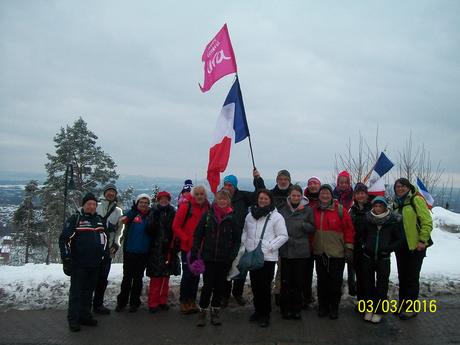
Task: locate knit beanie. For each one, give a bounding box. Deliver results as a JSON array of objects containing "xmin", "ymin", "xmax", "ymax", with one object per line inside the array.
[
  {"xmin": 223, "ymin": 175, "xmax": 238, "ymax": 189},
  {"xmin": 82, "ymin": 192, "xmax": 98, "ymax": 206}
]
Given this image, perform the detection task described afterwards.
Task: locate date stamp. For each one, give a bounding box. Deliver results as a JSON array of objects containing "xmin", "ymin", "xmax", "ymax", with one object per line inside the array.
[{"xmin": 357, "ymin": 299, "xmax": 438, "ymax": 314}]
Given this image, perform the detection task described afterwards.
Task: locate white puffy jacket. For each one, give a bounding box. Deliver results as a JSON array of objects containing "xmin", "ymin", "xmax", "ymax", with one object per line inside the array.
[{"xmin": 241, "ymin": 210, "xmax": 288, "ymax": 262}]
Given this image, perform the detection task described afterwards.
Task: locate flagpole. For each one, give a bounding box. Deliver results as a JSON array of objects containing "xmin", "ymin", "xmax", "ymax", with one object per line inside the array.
[{"xmin": 235, "ymin": 74, "xmax": 256, "ymax": 169}]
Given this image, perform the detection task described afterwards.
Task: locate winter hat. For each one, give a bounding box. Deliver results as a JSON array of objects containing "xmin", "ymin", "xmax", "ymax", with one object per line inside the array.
[
  {"xmin": 354, "ymin": 182, "xmax": 368, "ymax": 194},
  {"xmin": 181, "ymin": 179, "xmax": 194, "ymax": 194},
  {"xmin": 135, "ymin": 193, "xmax": 151, "ymax": 205},
  {"xmin": 103, "ymin": 183, "xmax": 118, "ymax": 196},
  {"xmin": 319, "ymin": 184, "xmax": 334, "ymax": 196},
  {"xmin": 277, "ymin": 169, "xmax": 291, "ymax": 181},
  {"xmin": 156, "ymin": 191, "xmax": 171, "ymax": 201},
  {"xmin": 223, "ymin": 175, "xmax": 238, "ymax": 189},
  {"xmin": 372, "ymin": 196, "xmax": 388, "ymax": 207},
  {"xmin": 82, "ymin": 192, "xmax": 98, "ymax": 206},
  {"xmin": 337, "ymin": 170, "xmax": 351, "ymax": 185},
  {"xmin": 307, "ymin": 176, "xmax": 321, "ymax": 185}
]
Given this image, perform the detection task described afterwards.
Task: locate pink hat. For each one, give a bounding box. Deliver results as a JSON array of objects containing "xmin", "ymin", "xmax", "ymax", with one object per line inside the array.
[{"xmin": 307, "ymin": 176, "xmax": 321, "ymax": 185}]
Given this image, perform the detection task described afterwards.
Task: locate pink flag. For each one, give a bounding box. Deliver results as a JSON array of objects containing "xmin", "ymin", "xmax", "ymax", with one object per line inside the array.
[{"xmin": 199, "ymin": 24, "xmax": 238, "ymax": 93}]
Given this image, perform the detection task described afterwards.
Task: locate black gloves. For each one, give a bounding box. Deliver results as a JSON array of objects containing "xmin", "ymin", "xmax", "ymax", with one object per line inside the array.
[{"xmin": 63, "ymin": 257, "xmax": 72, "ymax": 276}]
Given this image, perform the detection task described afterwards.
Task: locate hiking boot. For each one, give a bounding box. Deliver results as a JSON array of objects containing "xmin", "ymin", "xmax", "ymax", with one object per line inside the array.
[
  {"xmin": 258, "ymin": 316, "xmax": 270, "ymax": 328},
  {"xmin": 399, "ymin": 311, "xmax": 417, "ymax": 320},
  {"xmin": 79, "ymin": 318, "xmax": 98, "ymax": 326},
  {"xmin": 234, "ymin": 296, "xmax": 246, "ymax": 306},
  {"xmin": 210, "ymin": 307, "xmax": 222, "ymax": 326},
  {"xmin": 188, "ymin": 301, "xmax": 199, "ymax": 314},
  {"xmin": 221, "ymin": 297, "xmax": 229, "ymax": 309},
  {"xmin": 128, "ymin": 305, "xmax": 138, "ymax": 313},
  {"xmin": 196, "ymin": 309, "xmax": 207, "ymax": 327},
  {"xmin": 180, "ymin": 302, "xmax": 190, "ymax": 314},
  {"xmin": 329, "ymin": 309, "xmax": 339, "ymax": 320},
  {"xmin": 115, "ymin": 304, "xmax": 125, "ymax": 312},
  {"xmin": 371, "ymin": 314, "xmax": 383, "ymax": 323},
  {"xmin": 68, "ymin": 321, "xmax": 81, "ymax": 332},
  {"xmin": 159, "ymin": 304, "xmax": 170, "ymax": 311},
  {"xmin": 364, "ymin": 312, "xmax": 373, "ymax": 321},
  {"xmin": 93, "ymin": 305, "xmax": 111, "ymax": 315},
  {"xmin": 249, "ymin": 312, "xmax": 259, "ymax": 322}
]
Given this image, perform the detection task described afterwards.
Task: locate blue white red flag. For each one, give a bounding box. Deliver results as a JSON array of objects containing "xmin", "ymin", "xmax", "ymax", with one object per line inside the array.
[
  {"xmin": 207, "ymin": 77, "xmax": 249, "ymax": 193},
  {"xmin": 416, "ymin": 177, "xmax": 434, "ymax": 209},
  {"xmin": 367, "ymin": 152, "xmax": 394, "ymax": 196}
]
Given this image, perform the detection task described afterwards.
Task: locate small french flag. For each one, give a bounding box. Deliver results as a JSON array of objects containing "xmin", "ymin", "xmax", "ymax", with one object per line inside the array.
[
  {"xmin": 367, "ymin": 152, "xmax": 394, "ymax": 196},
  {"xmin": 416, "ymin": 177, "xmax": 434, "ymax": 209},
  {"xmin": 207, "ymin": 77, "xmax": 249, "ymax": 193}
]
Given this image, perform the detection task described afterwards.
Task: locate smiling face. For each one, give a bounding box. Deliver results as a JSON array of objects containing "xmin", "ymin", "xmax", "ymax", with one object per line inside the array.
[
  {"xmin": 104, "ymin": 189, "xmax": 117, "ymax": 202},
  {"xmin": 319, "ymin": 189, "xmax": 333, "ymax": 204},
  {"xmin": 290, "ymin": 189, "xmax": 302, "ymax": 205},
  {"xmin": 394, "ymin": 182, "xmax": 410, "ymax": 198},
  {"xmin": 223, "ymin": 182, "xmax": 235, "ymax": 196},
  {"xmin": 83, "ymin": 200, "xmax": 97, "ymax": 214},
  {"xmin": 158, "ymin": 196, "xmax": 170, "ymax": 207},
  {"xmin": 216, "ymin": 194, "xmax": 230, "ymax": 208},
  {"xmin": 137, "ymin": 198, "xmax": 150, "ymax": 212},
  {"xmin": 337, "ymin": 176, "xmax": 350, "ymax": 191},
  {"xmin": 193, "ymin": 187, "xmax": 207, "ymax": 205},
  {"xmin": 276, "ymin": 175, "xmax": 291, "ymax": 190},
  {"xmin": 257, "ymin": 192, "xmax": 272, "ymax": 208},
  {"xmin": 372, "ymin": 203, "xmax": 386, "ymax": 215},
  {"xmin": 307, "ymin": 180, "xmax": 321, "ymax": 193},
  {"xmin": 354, "ymin": 191, "xmax": 368, "ymax": 204}
]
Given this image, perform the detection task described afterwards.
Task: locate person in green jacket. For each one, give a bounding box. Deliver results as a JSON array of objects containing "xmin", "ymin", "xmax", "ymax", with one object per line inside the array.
[{"xmin": 393, "ymin": 178, "xmax": 433, "ymax": 320}]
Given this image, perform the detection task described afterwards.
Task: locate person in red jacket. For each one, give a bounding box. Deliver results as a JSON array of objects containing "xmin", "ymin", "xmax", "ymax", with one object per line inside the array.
[
  {"xmin": 333, "ymin": 170, "xmax": 354, "ymax": 210},
  {"xmin": 172, "ymin": 185, "xmax": 210, "ymax": 314},
  {"xmin": 313, "ymin": 184, "xmax": 355, "ymax": 320}
]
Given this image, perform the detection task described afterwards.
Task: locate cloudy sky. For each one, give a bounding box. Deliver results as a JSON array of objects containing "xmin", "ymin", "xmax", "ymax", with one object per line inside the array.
[{"xmin": 1, "ymin": 1, "xmax": 459, "ymax": 186}]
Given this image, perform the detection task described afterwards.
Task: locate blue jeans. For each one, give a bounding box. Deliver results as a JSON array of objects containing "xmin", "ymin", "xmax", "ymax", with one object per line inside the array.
[{"xmin": 179, "ymin": 251, "xmax": 200, "ymax": 303}]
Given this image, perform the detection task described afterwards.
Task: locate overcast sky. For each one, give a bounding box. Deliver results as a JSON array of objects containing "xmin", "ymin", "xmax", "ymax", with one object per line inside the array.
[{"xmin": 1, "ymin": 1, "xmax": 459, "ymax": 186}]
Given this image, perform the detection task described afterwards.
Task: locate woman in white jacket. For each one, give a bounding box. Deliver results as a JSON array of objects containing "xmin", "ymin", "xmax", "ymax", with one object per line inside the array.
[{"xmin": 241, "ymin": 189, "xmax": 288, "ymax": 327}]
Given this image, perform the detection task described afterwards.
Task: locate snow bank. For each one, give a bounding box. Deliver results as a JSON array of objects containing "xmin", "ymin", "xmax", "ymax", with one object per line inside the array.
[{"xmin": 1, "ymin": 208, "xmax": 460, "ymax": 310}]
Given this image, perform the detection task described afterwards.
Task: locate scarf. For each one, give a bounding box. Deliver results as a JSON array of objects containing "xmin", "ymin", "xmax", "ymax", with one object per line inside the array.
[
  {"xmin": 213, "ymin": 203, "xmax": 233, "ymax": 224},
  {"xmin": 250, "ymin": 204, "xmax": 275, "ymax": 220},
  {"xmin": 333, "ymin": 186, "xmax": 353, "ymax": 209},
  {"xmin": 367, "ymin": 209, "xmax": 391, "ymax": 226}
]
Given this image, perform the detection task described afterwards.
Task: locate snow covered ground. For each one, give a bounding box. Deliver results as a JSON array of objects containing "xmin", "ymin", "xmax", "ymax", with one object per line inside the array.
[{"xmin": 1, "ymin": 207, "xmax": 459, "ymax": 310}]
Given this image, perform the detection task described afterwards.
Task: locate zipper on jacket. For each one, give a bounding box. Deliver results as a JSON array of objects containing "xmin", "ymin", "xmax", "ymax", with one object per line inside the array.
[{"xmin": 375, "ymin": 227, "xmax": 381, "ymax": 261}]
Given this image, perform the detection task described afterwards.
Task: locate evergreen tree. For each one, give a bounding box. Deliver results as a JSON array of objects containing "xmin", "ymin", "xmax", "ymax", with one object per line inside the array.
[
  {"xmin": 12, "ymin": 180, "xmax": 44, "ymax": 263},
  {"xmin": 41, "ymin": 117, "xmax": 119, "ymax": 264}
]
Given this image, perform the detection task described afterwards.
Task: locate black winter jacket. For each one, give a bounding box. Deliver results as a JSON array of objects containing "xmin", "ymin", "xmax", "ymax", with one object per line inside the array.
[
  {"xmin": 192, "ymin": 208, "xmax": 241, "ymax": 263},
  {"xmin": 361, "ymin": 211, "xmax": 403, "ymax": 260},
  {"xmin": 230, "ymin": 176, "xmax": 265, "ymax": 232},
  {"xmin": 145, "ymin": 205, "xmax": 180, "ymax": 277},
  {"xmin": 349, "ymin": 202, "xmax": 372, "ymax": 252},
  {"xmin": 59, "ymin": 211, "xmax": 106, "ymax": 267}
]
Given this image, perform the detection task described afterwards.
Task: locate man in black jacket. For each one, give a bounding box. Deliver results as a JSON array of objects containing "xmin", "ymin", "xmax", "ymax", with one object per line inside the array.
[
  {"xmin": 59, "ymin": 193, "xmax": 107, "ymax": 332},
  {"xmin": 221, "ymin": 169, "xmax": 264, "ymax": 307}
]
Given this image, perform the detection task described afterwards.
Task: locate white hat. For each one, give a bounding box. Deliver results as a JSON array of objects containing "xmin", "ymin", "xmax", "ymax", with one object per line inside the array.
[{"xmin": 135, "ymin": 193, "xmax": 151, "ymax": 204}]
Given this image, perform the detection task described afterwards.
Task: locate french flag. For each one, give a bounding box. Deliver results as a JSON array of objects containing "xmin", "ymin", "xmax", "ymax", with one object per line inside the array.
[
  {"xmin": 416, "ymin": 177, "xmax": 434, "ymax": 209},
  {"xmin": 367, "ymin": 152, "xmax": 394, "ymax": 196},
  {"xmin": 207, "ymin": 77, "xmax": 249, "ymax": 193}
]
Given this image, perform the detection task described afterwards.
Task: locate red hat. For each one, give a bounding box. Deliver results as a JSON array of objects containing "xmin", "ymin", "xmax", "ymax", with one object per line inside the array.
[
  {"xmin": 156, "ymin": 191, "xmax": 171, "ymax": 201},
  {"xmin": 337, "ymin": 170, "xmax": 351, "ymax": 185}
]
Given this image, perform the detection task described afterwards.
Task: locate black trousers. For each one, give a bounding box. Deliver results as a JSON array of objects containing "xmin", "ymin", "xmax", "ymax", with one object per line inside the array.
[
  {"xmin": 179, "ymin": 251, "xmax": 200, "ymax": 303},
  {"xmin": 315, "ymin": 255, "xmax": 345, "ymax": 312},
  {"xmin": 68, "ymin": 266, "xmax": 99, "ymax": 324},
  {"xmin": 361, "ymin": 255, "xmax": 391, "ymax": 314},
  {"xmin": 93, "ymin": 255, "xmax": 112, "ymax": 308},
  {"xmin": 396, "ymin": 245, "xmax": 426, "ymax": 312},
  {"xmin": 117, "ymin": 252, "xmax": 148, "ymax": 308},
  {"xmin": 223, "ymin": 273, "xmax": 245, "ymax": 299},
  {"xmin": 301, "ymin": 257, "xmax": 315, "ymax": 304},
  {"xmin": 280, "ymin": 258, "xmax": 309, "ymax": 314},
  {"xmin": 249, "ymin": 261, "xmax": 276, "ymax": 318},
  {"xmin": 353, "ymin": 250, "xmax": 366, "ymax": 301},
  {"xmin": 199, "ymin": 261, "xmax": 230, "ymax": 309}
]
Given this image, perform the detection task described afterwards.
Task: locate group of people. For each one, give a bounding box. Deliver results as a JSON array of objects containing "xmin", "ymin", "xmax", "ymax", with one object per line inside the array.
[{"xmin": 59, "ymin": 169, "xmax": 433, "ymax": 332}]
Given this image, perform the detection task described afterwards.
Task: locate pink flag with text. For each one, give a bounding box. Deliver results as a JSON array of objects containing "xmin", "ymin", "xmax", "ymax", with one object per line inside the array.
[{"xmin": 199, "ymin": 24, "xmax": 238, "ymax": 92}]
